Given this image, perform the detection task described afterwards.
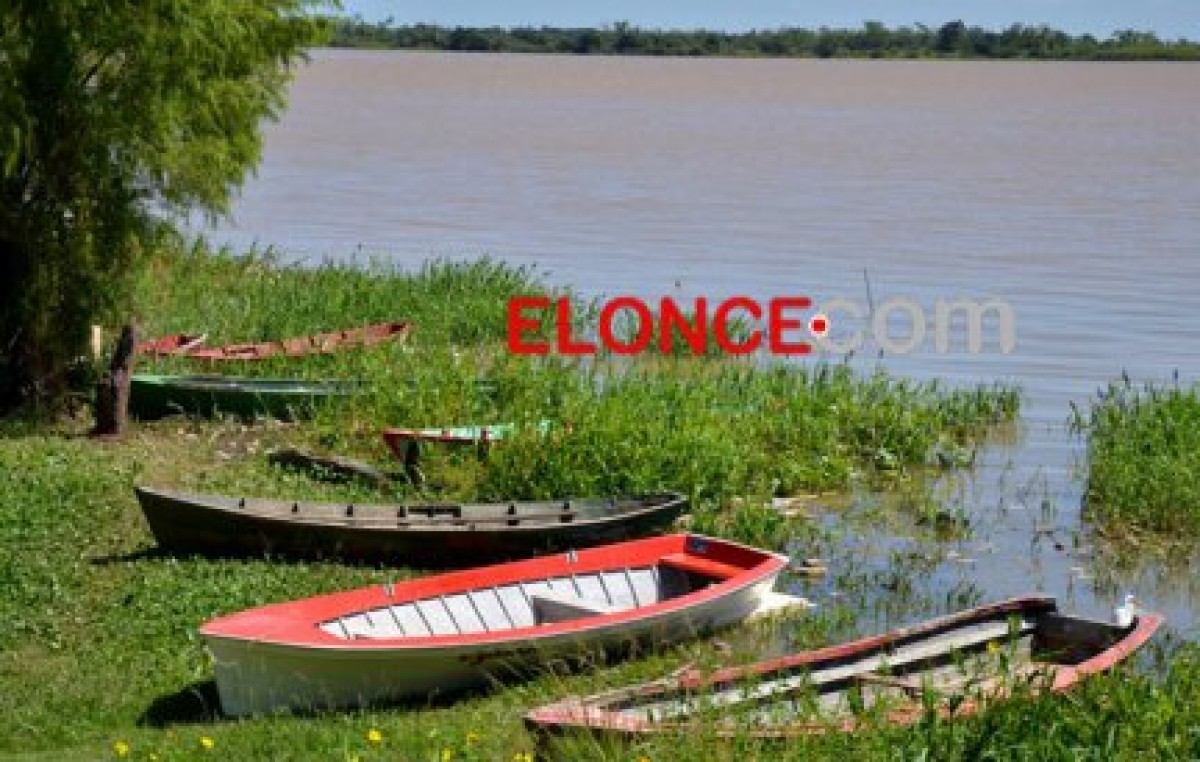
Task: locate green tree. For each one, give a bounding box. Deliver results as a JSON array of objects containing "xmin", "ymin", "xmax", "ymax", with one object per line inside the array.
[
  {"xmin": 935, "ymin": 20, "xmax": 967, "ymax": 54},
  {"xmin": 0, "ymin": 0, "xmax": 328, "ymax": 408}
]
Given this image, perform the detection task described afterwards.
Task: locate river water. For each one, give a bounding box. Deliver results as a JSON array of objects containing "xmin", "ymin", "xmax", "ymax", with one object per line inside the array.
[{"xmin": 205, "ymin": 49, "xmax": 1200, "ymax": 638}]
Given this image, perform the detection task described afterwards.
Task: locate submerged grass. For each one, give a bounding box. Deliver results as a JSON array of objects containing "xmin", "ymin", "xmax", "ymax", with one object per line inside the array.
[
  {"xmin": 4, "ymin": 245, "xmax": 1187, "ymax": 761},
  {"xmin": 1072, "ymin": 375, "xmax": 1200, "ymax": 535}
]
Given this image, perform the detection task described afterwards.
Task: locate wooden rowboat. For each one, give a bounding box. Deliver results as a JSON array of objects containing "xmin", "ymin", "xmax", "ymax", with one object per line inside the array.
[
  {"xmin": 128, "ymin": 374, "xmax": 357, "ymax": 420},
  {"xmin": 382, "ymin": 420, "xmax": 555, "ymax": 455},
  {"xmin": 200, "ymin": 533, "xmax": 788, "ymax": 716},
  {"xmin": 525, "ymin": 595, "xmax": 1162, "ymax": 739},
  {"xmin": 136, "ymin": 321, "xmax": 411, "ymax": 361},
  {"xmin": 134, "ymin": 487, "xmax": 689, "ymax": 564},
  {"xmin": 382, "ymin": 421, "xmax": 558, "ymax": 484}
]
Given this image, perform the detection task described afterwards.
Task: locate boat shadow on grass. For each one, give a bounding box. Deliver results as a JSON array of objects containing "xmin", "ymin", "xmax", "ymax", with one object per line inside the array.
[
  {"xmin": 88, "ymin": 546, "xmax": 175, "ymax": 565},
  {"xmin": 139, "ymin": 681, "xmax": 225, "ymax": 727},
  {"xmin": 87, "ymin": 545, "xmax": 428, "ymax": 570},
  {"xmin": 139, "ymin": 679, "xmax": 508, "ymax": 726},
  {"xmin": 138, "ymin": 649, "xmax": 649, "ymax": 727}
]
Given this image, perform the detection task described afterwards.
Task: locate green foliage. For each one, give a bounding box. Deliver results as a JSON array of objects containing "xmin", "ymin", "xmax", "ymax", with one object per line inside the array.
[
  {"xmin": 1072, "ymin": 375, "xmax": 1200, "ymax": 535},
  {"xmin": 329, "ymin": 19, "xmax": 1200, "ymax": 61},
  {"xmin": 0, "ymin": 0, "xmax": 328, "ymax": 407}
]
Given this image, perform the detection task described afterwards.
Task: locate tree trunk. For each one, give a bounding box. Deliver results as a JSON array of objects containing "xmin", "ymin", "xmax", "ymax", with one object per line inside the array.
[{"xmin": 92, "ymin": 323, "xmax": 138, "ymax": 438}]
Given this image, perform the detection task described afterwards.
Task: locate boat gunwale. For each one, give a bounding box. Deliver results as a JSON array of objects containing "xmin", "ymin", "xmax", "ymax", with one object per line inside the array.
[
  {"xmin": 200, "ymin": 533, "xmax": 787, "ymax": 651},
  {"xmin": 382, "ymin": 424, "xmax": 516, "ymax": 445},
  {"xmin": 524, "ymin": 596, "xmax": 1164, "ymax": 737},
  {"xmin": 130, "ymin": 374, "xmax": 358, "ymax": 394}
]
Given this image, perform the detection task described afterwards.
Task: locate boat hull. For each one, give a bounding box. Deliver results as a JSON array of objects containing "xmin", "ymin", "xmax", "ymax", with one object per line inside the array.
[
  {"xmin": 136, "ymin": 321, "xmax": 411, "ymax": 361},
  {"xmin": 135, "ymin": 487, "xmax": 689, "ymax": 565},
  {"xmin": 199, "ymin": 534, "xmax": 787, "ymax": 716},
  {"xmin": 525, "ymin": 595, "xmax": 1164, "ymax": 739},
  {"xmin": 128, "ymin": 374, "xmax": 356, "ymax": 420},
  {"xmin": 207, "ymin": 572, "xmax": 775, "ymax": 716}
]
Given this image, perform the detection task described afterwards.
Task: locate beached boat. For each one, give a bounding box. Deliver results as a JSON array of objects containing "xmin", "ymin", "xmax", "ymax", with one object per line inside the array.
[
  {"xmin": 382, "ymin": 421, "xmax": 558, "ymax": 484},
  {"xmin": 128, "ymin": 374, "xmax": 357, "ymax": 420},
  {"xmin": 135, "ymin": 321, "xmax": 411, "ymax": 361},
  {"xmin": 382, "ymin": 420, "xmax": 555, "ymax": 456},
  {"xmin": 201, "ymin": 533, "xmax": 788, "ymax": 716},
  {"xmin": 525, "ymin": 595, "xmax": 1162, "ymax": 739},
  {"xmin": 135, "ymin": 487, "xmax": 689, "ymax": 564}
]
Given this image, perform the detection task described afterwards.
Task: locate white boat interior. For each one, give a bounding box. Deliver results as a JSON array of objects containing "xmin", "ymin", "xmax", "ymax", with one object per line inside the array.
[{"xmin": 320, "ymin": 561, "xmax": 720, "ymax": 640}]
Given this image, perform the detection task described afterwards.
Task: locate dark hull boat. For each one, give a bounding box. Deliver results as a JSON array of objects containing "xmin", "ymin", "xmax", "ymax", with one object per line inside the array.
[
  {"xmin": 135, "ymin": 487, "xmax": 689, "ymax": 565},
  {"xmin": 525, "ymin": 595, "xmax": 1162, "ymax": 739},
  {"xmin": 200, "ymin": 533, "xmax": 788, "ymax": 716}
]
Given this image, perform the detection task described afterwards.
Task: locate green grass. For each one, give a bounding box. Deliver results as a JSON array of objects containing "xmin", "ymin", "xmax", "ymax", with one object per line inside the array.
[
  {"xmin": 128, "ymin": 244, "xmax": 1020, "ymax": 516},
  {"xmin": 5, "ymin": 246, "xmax": 1190, "ymax": 761},
  {"xmin": 1072, "ymin": 375, "xmax": 1200, "ymax": 535}
]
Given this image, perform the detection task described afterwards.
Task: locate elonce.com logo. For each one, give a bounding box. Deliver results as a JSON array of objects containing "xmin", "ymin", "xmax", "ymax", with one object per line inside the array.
[{"xmin": 506, "ymin": 295, "xmax": 1015, "ymax": 356}]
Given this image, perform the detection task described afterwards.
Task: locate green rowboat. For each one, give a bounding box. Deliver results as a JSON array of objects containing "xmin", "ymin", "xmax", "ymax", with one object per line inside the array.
[{"xmin": 128, "ymin": 374, "xmax": 357, "ymax": 420}]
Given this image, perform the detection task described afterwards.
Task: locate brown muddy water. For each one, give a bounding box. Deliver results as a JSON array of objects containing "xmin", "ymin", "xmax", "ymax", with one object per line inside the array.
[{"xmin": 204, "ymin": 50, "xmax": 1200, "ymax": 639}]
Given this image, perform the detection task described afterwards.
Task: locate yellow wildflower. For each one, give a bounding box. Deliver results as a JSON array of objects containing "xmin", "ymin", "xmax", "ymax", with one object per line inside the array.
[
  {"xmin": 441, "ymin": 748, "xmax": 454, "ymax": 761},
  {"xmin": 466, "ymin": 731, "xmax": 480, "ymax": 744},
  {"xmin": 367, "ymin": 728, "xmax": 383, "ymax": 743},
  {"xmin": 112, "ymin": 741, "xmax": 131, "ymax": 758},
  {"xmin": 986, "ymin": 641, "xmax": 1001, "ymax": 654},
  {"xmin": 637, "ymin": 756, "xmax": 652, "ymax": 762},
  {"xmin": 512, "ymin": 753, "xmax": 534, "ymax": 762},
  {"xmin": 200, "ymin": 736, "xmax": 215, "ymax": 750}
]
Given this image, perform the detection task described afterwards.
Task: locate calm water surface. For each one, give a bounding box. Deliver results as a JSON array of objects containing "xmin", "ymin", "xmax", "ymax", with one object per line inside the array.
[{"xmin": 207, "ymin": 50, "xmax": 1200, "ymax": 637}]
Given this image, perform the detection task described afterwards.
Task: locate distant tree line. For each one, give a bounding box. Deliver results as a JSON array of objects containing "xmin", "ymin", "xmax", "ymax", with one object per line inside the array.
[{"xmin": 329, "ymin": 19, "xmax": 1200, "ymax": 61}]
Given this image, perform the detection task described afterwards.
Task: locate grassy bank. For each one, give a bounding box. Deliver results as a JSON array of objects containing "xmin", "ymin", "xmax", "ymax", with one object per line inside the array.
[
  {"xmin": 1073, "ymin": 376, "xmax": 1200, "ymax": 536},
  {"xmin": 132, "ymin": 246, "xmax": 1018, "ymax": 509},
  {"xmin": 3, "ymin": 246, "xmax": 1191, "ymax": 760}
]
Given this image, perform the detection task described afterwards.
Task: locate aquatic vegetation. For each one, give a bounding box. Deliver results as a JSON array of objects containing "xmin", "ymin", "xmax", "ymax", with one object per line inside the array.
[{"xmin": 1072, "ymin": 375, "xmax": 1200, "ymax": 535}]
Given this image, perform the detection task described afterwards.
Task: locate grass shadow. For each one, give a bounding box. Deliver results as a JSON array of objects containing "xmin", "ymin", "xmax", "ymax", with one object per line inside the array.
[
  {"xmin": 138, "ymin": 680, "xmax": 224, "ymax": 727},
  {"xmin": 88, "ymin": 546, "xmax": 172, "ymax": 565}
]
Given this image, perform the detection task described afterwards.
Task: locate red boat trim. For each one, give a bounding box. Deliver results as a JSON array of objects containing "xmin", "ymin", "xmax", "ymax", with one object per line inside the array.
[
  {"xmin": 137, "ymin": 321, "xmax": 411, "ymax": 360},
  {"xmin": 525, "ymin": 596, "xmax": 1163, "ymax": 736},
  {"xmin": 201, "ymin": 533, "xmax": 785, "ymax": 651},
  {"xmin": 381, "ymin": 426, "xmax": 501, "ymax": 456}
]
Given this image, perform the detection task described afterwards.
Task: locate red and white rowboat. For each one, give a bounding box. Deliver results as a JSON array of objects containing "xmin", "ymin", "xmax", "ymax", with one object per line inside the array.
[
  {"xmin": 525, "ymin": 595, "xmax": 1163, "ymax": 739},
  {"xmin": 201, "ymin": 533, "xmax": 788, "ymax": 716}
]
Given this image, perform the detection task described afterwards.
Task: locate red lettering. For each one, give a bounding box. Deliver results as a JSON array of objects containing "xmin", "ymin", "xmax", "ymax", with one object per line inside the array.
[
  {"xmin": 599, "ymin": 296, "xmax": 653, "ymax": 355},
  {"xmin": 556, "ymin": 297, "xmax": 596, "ymax": 355},
  {"xmin": 714, "ymin": 297, "xmax": 762, "ymax": 355},
  {"xmin": 658, "ymin": 297, "xmax": 707, "ymax": 355},
  {"xmin": 507, "ymin": 296, "xmax": 549, "ymax": 355},
  {"xmin": 769, "ymin": 296, "xmax": 813, "ymax": 355}
]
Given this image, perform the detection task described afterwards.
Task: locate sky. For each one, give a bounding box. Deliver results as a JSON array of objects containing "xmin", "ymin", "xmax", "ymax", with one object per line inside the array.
[{"xmin": 337, "ymin": 1, "xmax": 1197, "ymax": 41}]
